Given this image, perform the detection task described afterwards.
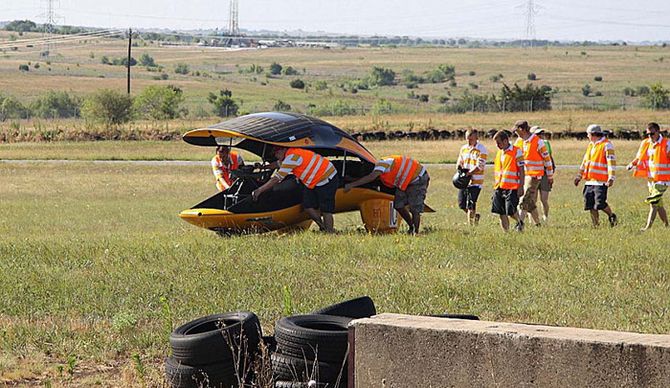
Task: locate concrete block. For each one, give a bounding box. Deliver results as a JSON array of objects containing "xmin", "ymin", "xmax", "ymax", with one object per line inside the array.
[{"xmin": 350, "ymin": 313, "xmax": 670, "ymax": 388}]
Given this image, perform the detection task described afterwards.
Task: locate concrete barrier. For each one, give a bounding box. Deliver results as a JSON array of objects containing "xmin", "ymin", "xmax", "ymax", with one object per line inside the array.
[{"xmin": 349, "ymin": 313, "xmax": 670, "ymax": 388}]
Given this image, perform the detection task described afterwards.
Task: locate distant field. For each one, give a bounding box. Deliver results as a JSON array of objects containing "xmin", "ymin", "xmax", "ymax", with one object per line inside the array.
[
  {"xmin": 1, "ymin": 30, "xmax": 670, "ymax": 115},
  {"xmin": 1, "ymin": 159, "xmax": 668, "ymax": 386}
]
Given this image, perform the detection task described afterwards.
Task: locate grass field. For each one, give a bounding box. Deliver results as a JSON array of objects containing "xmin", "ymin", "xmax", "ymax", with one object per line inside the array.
[
  {"xmin": 2, "ymin": 30, "xmax": 670, "ymax": 115},
  {"xmin": 1, "ymin": 140, "xmax": 669, "ymax": 386}
]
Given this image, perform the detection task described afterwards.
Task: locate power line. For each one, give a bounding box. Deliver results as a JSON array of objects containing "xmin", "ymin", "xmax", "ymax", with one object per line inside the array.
[{"xmin": 0, "ymin": 30, "xmax": 125, "ymax": 50}]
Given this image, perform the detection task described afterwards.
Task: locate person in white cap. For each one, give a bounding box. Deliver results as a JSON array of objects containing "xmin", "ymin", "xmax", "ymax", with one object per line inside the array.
[
  {"xmin": 531, "ymin": 126, "xmax": 555, "ymax": 222},
  {"xmin": 574, "ymin": 124, "xmax": 618, "ymax": 227}
]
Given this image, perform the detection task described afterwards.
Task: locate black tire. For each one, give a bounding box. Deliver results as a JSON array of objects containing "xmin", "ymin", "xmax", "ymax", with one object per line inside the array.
[
  {"xmin": 275, "ymin": 381, "xmax": 331, "ymax": 388},
  {"xmin": 271, "ymin": 352, "xmax": 345, "ymax": 383},
  {"xmin": 164, "ymin": 356, "xmax": 238, "ymax": 388},
  {"xmin": 263, "ymin": 335, "xmax": 278, "ymax": 354},
  {"xmin": 274, "ymin": 315, "xmax": 351, "ymax": 363},
  {"xmin": 312, "ymin": 296, "xmax": 376, "ymax": 319},
  {"xmin": 429, "ymin": 313, "xmax": 480, "ymax": 320},
  {"xmin": 170, "ymin": 312, "xmax": 262, "ymax": 366}
]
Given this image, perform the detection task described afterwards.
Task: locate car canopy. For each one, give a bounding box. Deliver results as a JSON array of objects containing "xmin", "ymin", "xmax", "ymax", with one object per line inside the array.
[{"xmin": 182, "ymin": 112, "xmax": 376, "ymax": 163}]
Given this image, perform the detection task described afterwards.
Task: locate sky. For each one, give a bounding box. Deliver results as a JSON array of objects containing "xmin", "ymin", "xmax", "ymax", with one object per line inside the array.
[{"xmin": 2, "ymin": 0, "xmax": 670, "ymax": 42}]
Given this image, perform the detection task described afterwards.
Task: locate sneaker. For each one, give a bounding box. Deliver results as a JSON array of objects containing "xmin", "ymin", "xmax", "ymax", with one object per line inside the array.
[
  {"xmin": 514, "ymin": 220, "xmax": 525, "ymax": 232},
  {"xmin": 608, "ymin": 213, "xmax": 618, "ymax": 227},
  {"xmin": 474, "ymin": 213, "xmax": 481, "ymax": 226}
]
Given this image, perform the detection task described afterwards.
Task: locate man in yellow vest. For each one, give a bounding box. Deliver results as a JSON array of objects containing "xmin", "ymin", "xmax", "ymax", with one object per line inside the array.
[
  {"xmin": 344, "ymin": 155, "xmax": 429, "ymax": 234},
  {"xmin": 512, "ymin": 120, "xmax": 554, "ymax": 226},
  {"xmin": 574, "ymin": 124, "xmax": 618, "ymax": 227},
  {"xmin": 212, "ymin": 145, "xmax": 245, "ymax": 191},
  {"xmin": 457, "ymin": 129, "xmax": 488, "ymax": 226},
  {"xmin": 491, "ymin": 130, "xmax": 525, "ymax": 231},
  {"xmin": 252, "ymin": 146, "xmax": 338, "ymax": 233},
  {"xmin": 627, "ymin": 122, "xmax": 670, "ymax": 230}
]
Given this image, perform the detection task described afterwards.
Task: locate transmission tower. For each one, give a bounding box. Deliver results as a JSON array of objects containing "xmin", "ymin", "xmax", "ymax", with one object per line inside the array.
[
  {"xmin": 523, "ymin": 0, "xmax": 538, "ymax": 47},
  {"xmin": 41, "ymin": 0, "xmax": 58, "ymax": 57},
  {"xmin": 227, "ymin": 0, "xmax": 239, "ymax": 36}
]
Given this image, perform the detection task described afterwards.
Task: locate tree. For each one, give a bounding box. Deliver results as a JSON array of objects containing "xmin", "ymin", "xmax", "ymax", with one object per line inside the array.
[
  {"xmin": 82, "ymin": 89, "xmax": 134, "ymax": 125},
  {"xmin": 31, "ymin": 91, "xmax": 81, "ymax": 119},
  {"xmin": 368, "ymin": 66, "xmax": 396, "ymax": 87},
  {"xmin": 134, "ymin": 85, "xmax": 186, "ymax": 120},
  {"xmin": 269, "ymin": 62, "xmax": 283, "ymax": 75},
  {"xmin": 644, "ymin": 83, "xmax": 670, "ymax": 109},
  {"xmin": 498, "ymin": 83, "xmax": 553, "ymax": 112},
  {"xmin": 424, "ymin": 64, "xmax": 455, "ymax": 83},
  {"xmin": 0, "ymin": 96, "xmax": 30, "ymax": 121},
  {"xmin": 273, "ymin": 100, "xmax": 291, "ymax": 111},
  {"xmin": 527, "ymin": 73, "xmax": 537, "ymax": 81},
  {"xmin": 289, "ymin": 79, "xmax": 305, "ymax": 89},
  {"xmin": 139, "ymin": 53, "xmax": 156, "ymax": 67},
  {"xmin": 5, "ymin": 20, "xmax": 38, "ymax": 33},
  {"xmin": 208, "ymin": 89, "xmax": 239, "ymax": 117}
]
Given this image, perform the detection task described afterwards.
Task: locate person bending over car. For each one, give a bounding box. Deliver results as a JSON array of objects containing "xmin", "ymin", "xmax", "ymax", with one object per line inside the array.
[
  {"xmin": 251, "ymin": 146, "xmax": 338, "ymax": 233},
  {"xmin": 212, "ymin": 145, "xmax": 245, "ymax": 191},
  {"xmin": 344, "ymin": 155, "xmax": 429, "ymax": 235}
]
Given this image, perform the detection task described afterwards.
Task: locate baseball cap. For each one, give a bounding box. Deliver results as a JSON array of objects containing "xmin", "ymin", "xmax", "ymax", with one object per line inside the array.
[
  {"xmin": 513, "ymin": 120, "xmax": 529, "ymax": 131},
  {"xmin": 530, "ymin": 126, "xmax": 545, "ymax": 134},
  {"xmin": 586, "ymin": 124, "xmax": 603, "ymax": 134}
]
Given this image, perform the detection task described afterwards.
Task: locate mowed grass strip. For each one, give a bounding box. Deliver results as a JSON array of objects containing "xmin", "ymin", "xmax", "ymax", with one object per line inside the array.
[{"xmin": 1, "ymin": 160, "xmax": 669, "ymax": 385}]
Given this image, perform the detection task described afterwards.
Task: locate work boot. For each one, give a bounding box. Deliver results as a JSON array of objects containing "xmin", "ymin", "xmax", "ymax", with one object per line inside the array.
[
  {"xmin": 608, "ymin": 213, "xmax": 618, "ymax": 227},
  {"xmin": 474, "ymin": 213, "xmax": 481, "ymax": 226},
  {"xmin": 514, "ymin": 220, "xmax": 525, "ymax": 232}
]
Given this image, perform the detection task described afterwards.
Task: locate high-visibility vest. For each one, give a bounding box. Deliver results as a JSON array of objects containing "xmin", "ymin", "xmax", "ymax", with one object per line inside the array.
[
  {"xmin": 379, "ymin": 155, "xmax": 422, "ymax": 191},
  {"xmin": 582, "ymin": 141, "xmax": 611, "ymax": 182},
  {"xmin": 633, "ymin": 139, "xmax": 650, "ymax": 178},
  {"xmin": 285, "ymin": 148, "xmax": 335, "ymax": 189},
  {"xmin": 494, "ymin": 146, "xmax": 522, "ymax": 190},
  {"xmin": 515, "ymin": 135, "xmax": 545, "ymax": 177},
  {"xmin": 458, "ymin": 143, "xmax": 487, "ymax": 186},
  {"xmin": 648, "ymin": 137, "xmax": 670, "ymax": 182},
  {"xmin": 213, "ymin": 152, "xmax": 241, "ymax": 191}
]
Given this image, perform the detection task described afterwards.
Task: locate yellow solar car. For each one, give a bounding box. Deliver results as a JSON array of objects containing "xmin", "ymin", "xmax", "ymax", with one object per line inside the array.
[{"xmin": 179, "ymin": 112, "xmax": 433, "ymax": 235}]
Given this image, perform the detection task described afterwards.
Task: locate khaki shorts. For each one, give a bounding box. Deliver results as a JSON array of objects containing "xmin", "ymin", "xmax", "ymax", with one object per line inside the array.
[
  {"xmin": 645, "ymin": 183, "xmax": 668, "ymax": 207},
  {"xmin": 395, "ymin": 173, "xmax": 430, "ymax": 213},
  {"xmin": 519, "ymin": 176, "xmax": 541, "ymax": 212}
]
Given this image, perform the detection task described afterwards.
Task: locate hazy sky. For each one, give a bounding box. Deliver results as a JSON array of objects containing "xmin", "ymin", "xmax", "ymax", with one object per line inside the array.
[{"xmin": 2, "ymin": 0, "xmax": 670, "ymax": 41}]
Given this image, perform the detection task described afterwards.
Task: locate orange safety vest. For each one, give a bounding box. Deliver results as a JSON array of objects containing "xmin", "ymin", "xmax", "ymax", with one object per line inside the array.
[
  {"xmin": 379, "ymin": 155, "xmax": 422, "ymax": 191},
  {"xmin": 648, "ymin": 137, "xmax": 670, "ymax": 182},
  {"xmin": 515, "ymin": 135, "xmax": 545, "ymax": 178},
  {"xmin": 285, "ymin": 148, "xmax": 334, "ymax": 189},
  {"xmin": 582, "ymin": 141, "xmax": 611, "ymax": 182},
  {"xmin": 633, "ymin": 139, "xmax": 650, "ymax": 178},
  {"xmin": 213, "ymin": 152, "xmax": 241, "ymax": 191},
  {"xmin": 494, "ymin": 146, "xmax": 522, "ymax": 190}
]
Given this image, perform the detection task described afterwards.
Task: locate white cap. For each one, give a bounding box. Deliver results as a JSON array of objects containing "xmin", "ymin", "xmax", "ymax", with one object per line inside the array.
[
  {"xmin": 586, "ymin": 124, "xmax": 603, "ymax": 134},
  {"xmin": 531, "ymin": 126, "xmax": 545, "ymax": 134}
]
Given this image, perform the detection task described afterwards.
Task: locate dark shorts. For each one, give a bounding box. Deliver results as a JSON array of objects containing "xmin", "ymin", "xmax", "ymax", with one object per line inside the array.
[
  {"xmin": 302, "ymin": 174, "xmax": 338, "ymax": 213},
  {"xmin": 583, "ymin": 185, "xmax": 608, "ymax": 211},
  {"xmin": 394, "ymin": 173, "xmax": 430, "ymax": 213},
  {"xmin": 458, "ymin": 186, "xmax": 481, "ymax": 210},
  {"xmin": 540, "ymin": 174, "xmax": 552, "ymax": 192},
  {"xmin": 491, "ymin": 188, "xmax": 519, "ymax": 216}
]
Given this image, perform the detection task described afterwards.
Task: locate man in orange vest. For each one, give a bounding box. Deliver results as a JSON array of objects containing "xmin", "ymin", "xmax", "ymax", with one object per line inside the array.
[
  {"xmin": 251, "ymin": 146, "xmax": 338, "ymax": 233},
  {"xmin": 457, "ymin": 129, "xmax": 488, "ymax": 226},
  {"xmin": 574, "ymin": 124, "xmax": 618, "ymax": 227},
  {"xmin": 627, "ymin": 122, "xmax": 670, "ymax": 230},
  {"xmin": 513, "ymin": 120, "xmax": 554, "ymax": 226},
  {"xmin": 212, "ymin": 145, "xmax": 245, "ymax": 191},
  {"xmin": 344, "ymin": 155, "xmax": 429, "ymax": 234},
  {"xmin": 491, "ymin": 130, "xmax": 525, "ymax": 232}
]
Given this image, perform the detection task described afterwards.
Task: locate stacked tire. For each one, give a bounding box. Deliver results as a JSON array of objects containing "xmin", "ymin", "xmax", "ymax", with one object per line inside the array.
[
  {"xmin": 272, "ymin": 315, "xmax": 351, "ymax": 388},
  {"xmin": 165, "ymin": 312, "xmax": 262, "ymax": 388}
]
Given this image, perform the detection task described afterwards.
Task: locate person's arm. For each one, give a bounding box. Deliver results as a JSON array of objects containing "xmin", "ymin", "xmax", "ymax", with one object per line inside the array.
[
  {"xmin": 516, "ymin": 151, "xmax": 525, "ymax": 196},
  {"xmin": 211, "ymin": 158, "xmax": 231, "ymax": 190},
  {"xmin": 627, "ymin": 141, "xmax": 646, "ymax": 170},
  {"xmin": 574, "ymin": 149, "xmax": 588, "ymax": 186},
  {"xmin": 606, "ymin": 143, "xmax": 616, "ymax": 187},
  {"xmin": 252, "ymin": 176, "xmax": 281, "ymax": 201},
  {"xmin": 538, "ymin": 140, "xmax": 554, "ymax": 183},
  {"xmin": 470, "ymin": 150, "xmax": 487, "ymax": 176},
  {"xmin": 236, "ymin": 153, "xmax": 245, "ymax": 167},
  {"xmin": 344, "ymin": 171, "xmax": 382, "ymax": 192}
]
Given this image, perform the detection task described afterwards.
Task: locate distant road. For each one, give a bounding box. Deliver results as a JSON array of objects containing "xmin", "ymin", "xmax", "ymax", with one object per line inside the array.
[{"xmin": 0, "ymin": 159, "xmax": 585, "ymax": 169}]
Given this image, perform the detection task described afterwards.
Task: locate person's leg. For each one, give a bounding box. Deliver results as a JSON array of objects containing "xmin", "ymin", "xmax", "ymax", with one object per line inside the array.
[
  {"xmin": 500, "ymin": 215, "xmax": 510, "ymax": 231},
  {"xmin": 322, "ymin": 212, "xmax": 335, "ymax": 233},
  {"xmin": 658, "ymin": 206, "xmax": 669, "ymax": 226},
  {"xmin": 643, "ymin": 205, "xmax": 658, "ymax": 230},
  {"xmin": 530, "ymin": 209, "xmax": 541, "ymax": 226},
  {"xmin": 590, "ymin": 209, "xmax": 600, "ymax": 227},
  {"xmin": 458, "ymin": 188, "xmax": 468, "ymax": 222},
  {"xmin": 316, "ymin": 177, "xmax": 338, "ymax": 233},
  {"xmin": 540, "ymin": 190, "xmax": 550, "ymax": 220},
  {"xmin": 304, "ymin": 207, "xmax": 326, "ymax": 230},
  {"xmin": 410, "ymin": 210, "xmax": 421, "ymax": 234},
  {"xmin": 396, "ymin": 207, "xmax": 414, "ymax": 232}
]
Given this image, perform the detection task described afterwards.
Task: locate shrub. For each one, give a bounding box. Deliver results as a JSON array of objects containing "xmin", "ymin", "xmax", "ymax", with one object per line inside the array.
[
  {"xmin": 595, "ymin": 91, "xmax": 603, "ymax": 97},
  {"xmin": 31, "ymin": 90, "xmax": 81, "ymax": 118},
  {"xmin": 469, "ymin": 70, "xmax": 476, "ymax": 76},
  {"xmin": 313, "ymin": 80, "xmax": 328, "ymax": 91},
  {"xmin": 424, "ymin": 64, "xmax": 455, "ymax": 83},
  {"xmin": 582, "ymin": 84, "xmax": 592, "ymax": 97},
  {"xmin": 174, "ymin": 63, "xmax": 189, "ymax": 75},
  {"xmin": 636, "ymin": 86, "xmax": 650, "ymax": 96},
  {"xmin": 273, "ymin": 100, "xmax": 291, "ymax": 111},
  {"xmin": 418, "ymin": 94, "xmax": 429, "ymax": 102},
  {"xmin": 371, "ymin": 98, "xmax": 396, "ymax": 115},
  {"xmin": 33, "ymin": 63, "xmax": 40, "ymax": 69},
  {"xmin": 490, "ymin": 74, "xmax": 503, "ymax": 82},
  {"xmin": 101, "ymin": 56, "xmax": 110, "ymax": 65},
  {"xmin": 289, "ymin": 79, "xmax": 305, "ymax": 89},
  {"xmin": 208, "ymin": 89, "xmax": 239, "ymax": 117},
  {"xmin": 623, "ymin": 87, "xmax": 635, "ymax": 96},
  {"xmin": 82, "ymin": 89, "xmax": 134, "ymax": 125},
  {"xmin": 307, "ymin": 100, "xmax": 357, "ymax": 116},
  {"xmin": 0, "ymin": 95, "xmax": 30, "ymax": 121},
  {"xmin": 134, "ymin": 85, "xmax": 186, "ymax": 120},
  {"xmin": 644, "ymin": 83, "xmax": 670, "ymax": 109},
  {"xmin": 282, "ymin": 66, "xmax": 298, "ymax": 75},
  {"xmin": 594, "ymin": 75, "xmax": 603, "ymax": 82},
  {"xmin": 139, "ymin": 53, "xmax": 156, "ymax": 67},
  {"xmin": 527, "ymin": 73, "xmax": 537, "ymax": 81},
  {"xmin": 469, "ymin": 82, "xmax": 479, "ymax": 89},
  {"xmin": 368, "ymin": 66, "xmax": 396, "ymax": 87},
  {"xmin": 269, "ymin": 62, "xmax": 283, "ymax": 75},
  {"xmin": 18, "ymin": 64, "xmax": 29, "ymax": 72}
]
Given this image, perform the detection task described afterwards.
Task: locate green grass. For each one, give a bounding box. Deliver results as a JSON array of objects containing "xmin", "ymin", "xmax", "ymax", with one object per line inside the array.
[{"xmin": 1, "ymin": 157, "xmax": 669, "ymax": 385}]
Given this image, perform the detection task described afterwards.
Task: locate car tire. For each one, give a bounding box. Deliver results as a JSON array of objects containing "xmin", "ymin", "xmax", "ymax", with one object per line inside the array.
[
  {"xmin": 312, "ymin": 296, "xmax": 376, "ymax": 319},
  {"xmin": 274, "ymin": 315, "xmax": 351, "ymax": 363},
  {"xmin": 164, "ymin": 356, "xmax": 238, "ymax": 388},
  {"xmin": 170, "ymin": 312, "xmax": 262, "ymax": 366},
  {"xmin": 271, "ymin": 352, "xmax": 345, "ymax": 383}
]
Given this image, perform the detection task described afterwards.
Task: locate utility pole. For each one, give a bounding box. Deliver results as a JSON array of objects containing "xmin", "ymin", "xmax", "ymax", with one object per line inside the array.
[
  {"xmin": 523, "ymin": 0, "xmax": 538, "ymax": 48},
  {"xmin": 127, "ymin": 28, "xmax": 132, "ymax": 94},
  {"xmin": 41, "ymin": 0, "xmax": 57, "ymax": 57}
]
